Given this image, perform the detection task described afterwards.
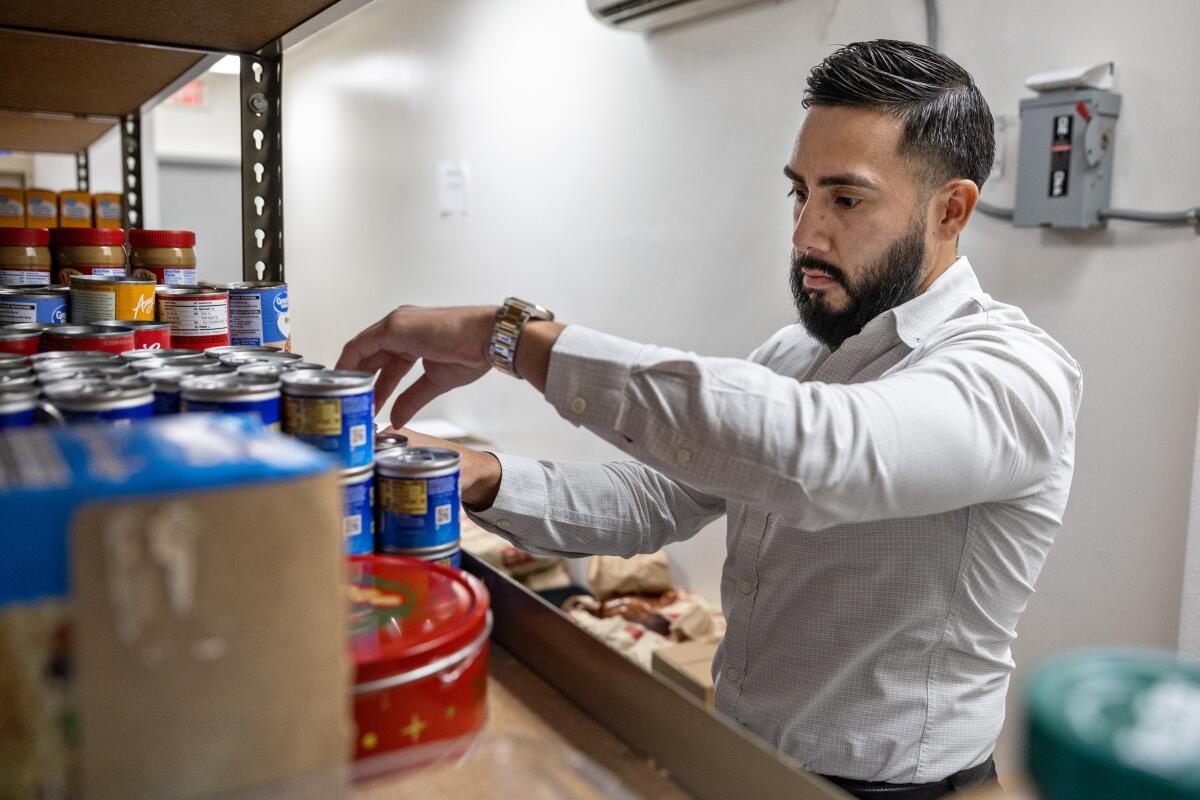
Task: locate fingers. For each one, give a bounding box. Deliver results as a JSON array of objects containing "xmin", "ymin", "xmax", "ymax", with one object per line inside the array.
[
  {"xmin": 374, "ymin": 358, "xmax": 413, "ymax": 414},
  {"xmin": 336, "ymin": 314, "xmax": 391, "ymax": 371},
  {"xmin": 390, "ymin": 373, "xmax": 448, "ymax": 429}
]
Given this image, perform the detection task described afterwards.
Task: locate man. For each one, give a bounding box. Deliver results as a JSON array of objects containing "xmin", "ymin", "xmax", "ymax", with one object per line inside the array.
[{"xmin": 338, "ymin": 40, "xmax": 1081, "ymax": 799}]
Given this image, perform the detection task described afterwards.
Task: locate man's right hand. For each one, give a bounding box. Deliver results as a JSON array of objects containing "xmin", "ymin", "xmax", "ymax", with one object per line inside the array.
[{"xmin": 386, "ymin": 427, "xmax": 503, "ymax": 511}]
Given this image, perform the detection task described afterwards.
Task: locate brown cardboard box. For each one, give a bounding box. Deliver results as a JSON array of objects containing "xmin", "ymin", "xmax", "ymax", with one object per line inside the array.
[
  {"xmin": 92, "ymin": 192, "xmax": 122, "ymax": 229},
  {"xmin": 652, "ymin": 640, "xmax": 718, "ymax": 708},
  {"xmin": 57, "ymin": 190, "xmax": 92, "ymax": 227},
  {"xmin": 25, "ymin": 188, "xmax": 58, "ymax": 227},
  {"xmin": 0, "ymin": 188, "xmax": 24, "ymax": 226}
]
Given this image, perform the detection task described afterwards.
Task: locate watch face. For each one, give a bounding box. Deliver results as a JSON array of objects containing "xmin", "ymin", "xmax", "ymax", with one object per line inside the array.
[{"xmin": 505, "ymin": 297, "xmax": 554, "ymax": 321}]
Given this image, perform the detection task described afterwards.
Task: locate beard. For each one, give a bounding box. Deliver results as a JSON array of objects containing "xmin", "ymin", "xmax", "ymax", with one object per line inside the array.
[{"xmin": 790, "ymin": 221, "xmax": 927, "ymax": 350}]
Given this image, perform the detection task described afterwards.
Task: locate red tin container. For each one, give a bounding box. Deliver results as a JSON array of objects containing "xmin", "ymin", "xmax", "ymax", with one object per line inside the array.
[
  {"xmin": 0, "ymin": 328, "xmax": 41, "ymax": 356},
  {"xmin": 43, "ymin": 324, "xmax": 135, "ymax": 354},
  {"xmin": 347, "ymin": 555, "xmax": 491, "ymax": 767},
  {"xmin": 156, "ymin": 285, "xmax": 230, "ymax": 351},
  {"xmin": 94, "ymin": 319, "xmax": 172, "ymax": 350}
]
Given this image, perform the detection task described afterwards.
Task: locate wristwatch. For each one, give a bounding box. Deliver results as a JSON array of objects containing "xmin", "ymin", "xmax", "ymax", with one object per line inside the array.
[{"xmin": 488, "ymin": 296, "xmax": 555, "ymax": 378}]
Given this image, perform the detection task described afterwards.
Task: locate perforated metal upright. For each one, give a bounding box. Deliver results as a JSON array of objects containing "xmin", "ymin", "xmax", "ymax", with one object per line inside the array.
[
  {"xmin": 240, "ymin": 40, "xmax": 284, "ymax": 282},
  {"xmin": 120, "ymin": 112, "xmax": 144, "ymax": 230}
]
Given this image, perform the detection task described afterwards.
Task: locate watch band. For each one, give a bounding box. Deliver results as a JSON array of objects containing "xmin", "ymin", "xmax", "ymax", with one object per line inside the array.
[{"xmin": 488, "ymin": 297, "xmax": 554, "ymax": 378}]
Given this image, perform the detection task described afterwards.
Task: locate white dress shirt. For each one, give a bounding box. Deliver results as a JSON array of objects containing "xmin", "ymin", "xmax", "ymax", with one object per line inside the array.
[{"xmin": 467, "ymin": 257, "xmax": 1082, "ymax": 783}]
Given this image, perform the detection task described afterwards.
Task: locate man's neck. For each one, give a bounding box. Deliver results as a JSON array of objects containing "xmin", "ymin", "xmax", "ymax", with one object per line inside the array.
[{"xmin": 914, "ymin": 246, "xmax": 959, "ymax": 296}]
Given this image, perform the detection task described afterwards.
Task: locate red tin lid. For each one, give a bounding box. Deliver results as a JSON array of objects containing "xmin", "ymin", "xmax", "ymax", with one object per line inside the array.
[
  {"xmin": 53, "ymin": 227, "xmax": 126, "ymax": 246},
  {"xmin": 128, "ymin": 229, "xmax": 195, "ymax": 248},
  {"xmin": 0, "ymin": 227, "xmax": 51, "ymax": 246},
  {"xmin": 347, "ymin": 555, "xmax": 489, "ymax": 688}
]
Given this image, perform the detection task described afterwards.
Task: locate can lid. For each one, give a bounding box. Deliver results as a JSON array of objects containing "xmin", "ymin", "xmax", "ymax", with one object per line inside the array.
[
  {"xmin": 375, "ymin": 431, "xmax": 409, "ymax": 450},
  {"xmin": 0, "ymin": 382, "xmax": 38, "ymax": 401},
  {"xmin": 1026, "ymin": 648, "xmax": 1200, "ymax": 800},
  {"xmin": 128, "ymin": 229, "xmax": 196, "ymax": 248},
  {"xmin": 219, "ymin": 350, "xmax": 303, "ymax": 367},
  {"xmin": 53, "ymin": 227, "xmax": 125, "ymax": 246},
  {"xmin": 280, "ymin": 368, "xmax": 374, "ymax": 393},
  {"xmin": 180, "ymin": 372, "xmax": 280, "ymax": 397},
  {"xmin": 95, "ymin": 320, "xmax": 169, "ymax": 331},
  {"xmin": 38, "ymin": 365, "xmax": 137, "ymax": 384},
  {"xmin": 44, "ymin": 324, "xmax": 134, "ymax": 339},
  {"xmin": 0, "ymin": 353, "xmax": 27, "ymax": 366},
  {"xmin": 0, "ymin": 227, "xmax": 51, "ymax": 247},
  {"xmin": 220, "ymin": 281, "xmax": 286, "ymax": 290},
  {"xmin": 0, "ymin": 328, "xmax": 41, "ymax": 342},
  {"xmin": 376, "ymin": 446, "xmax": 460, "ymax": 475},
  {"xmin": 0, "ymin": 373, "xmax": 37, "ymax": 390},
  {"xmin": 144, "ymin": 365, "xmax": 233, "ymax": 390},
  {"xmin": 347, "ymin": 555, "xmax": 489, "ymax": 688},
  {"xmin": 204, "ymin": 345, "xmax": 281, "ymax": 359},
  {"xmin": 30, "ymin": 350, "xmax": 118, "ymax": 367},
  {"xmin": 43, "ymin": 376, "xmax": 152, "ymax": 402},
  {"xmin": 237, "ymin": 361, "xmax": 323, "ymax": 377},
  {"xmin": 121, "ymin": 348, "xmax": 204, "ymax": 362}
]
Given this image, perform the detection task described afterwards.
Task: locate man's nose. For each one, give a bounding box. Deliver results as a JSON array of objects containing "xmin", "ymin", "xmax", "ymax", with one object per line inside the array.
[{"xmin": 792, "ymin": 205, "xmax": 833, "ymax": 255}]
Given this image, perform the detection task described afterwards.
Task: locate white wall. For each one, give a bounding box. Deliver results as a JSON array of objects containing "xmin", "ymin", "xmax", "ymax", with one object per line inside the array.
[{"xmin": 282, "ymin": 0, "xmax": 1200, "ymax": 773}]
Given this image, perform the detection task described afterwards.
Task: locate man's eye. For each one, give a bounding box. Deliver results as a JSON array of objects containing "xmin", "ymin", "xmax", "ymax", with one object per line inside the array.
[
  {"xmin": 835, "ymin": 196, "xmax": 862, "ymax": 209},
  {"xmin": 787, "ymin": 188, "xmax": 807, "ymax": 203}
]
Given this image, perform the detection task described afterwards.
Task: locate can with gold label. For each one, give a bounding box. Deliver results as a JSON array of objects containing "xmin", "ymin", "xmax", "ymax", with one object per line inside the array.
[
  {"xmin": 281, "ymin": 369, "xmax": 374, "ymax": 468},
  {"xmin": 68, "ymin": 274, "xmax": 156, "ymax": 323},
  {"xmin": 375, "ymin": 447, "xmax": 461, "ymax": 552}
]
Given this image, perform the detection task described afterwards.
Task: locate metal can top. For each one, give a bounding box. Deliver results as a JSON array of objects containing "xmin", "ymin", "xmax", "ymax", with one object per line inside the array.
[
  {"xmin": 130, "ymin": 354, "xmax": 216, "ymax": 373},
  {"xmin": 0, "ymin": 373, "xmax": 37, "ymax": 390},
  {"xmin": 39, "ymin": 365, "xmax": 137, "ymax": 384},
  {"xmin": 0, "ymin": 352, "xmax": 27, "ymax": 368},
  {"xmin": 43, "ymin": 377, "xmax": 153, "ymax": 406},
  {"xmin": 204, "ymin": 344, "xmax": 281, "ymax": 360},
  {"xmin": 95, "ymin": 320, "xmax": 170, "ymax": 332},
  {"xmin": 143, "ymin": 364, "xmax": 234, "ymax": 392},
  {"xmin": 2, "ymin": 322, "xmax": 62, "ymax": 334},
  {"xmin": 0, "ymin": 383, "xmax": 38, "ymax": 403},
  {"xmin": 375, "ymin": 431, "xmax": 409, "ymax": 451},
  {"xmin": 346, "ymin": 554, "xmax": 490, "ymax": 689},
  {"xmin": 280, "ymin": 369, "xmax": 374, "ymax": 396},
  {"xmin": 237, "ymin": 361, "xmax": 323, "ymax": 378},
  {"xmin": 218, "ymin": 350, "xmax": 303, "ymax": 367},
  {"xmin": 68, "ymin": 275, "xmax": 154, "ymax": 287},
  {"xmin": 121, "ymin": 348, "xmax": 206, "ymax": 363},
  {"xmin": 221, "ymin": 281, "xmax": 287, "ymax": 291},
  {"xmin": 180, "ymin": 372, "xmax": 281, "ymax": 400},
  {"xmin": 156, "ymin": 285, "xmax": 229, "ymax": 298},
  {"xmin": 44, "ymin": 325, "xmax": 134, "ymax": 340},
  {"xmin": 30, "ymin": 350, "xmax": 118, "ymax": 368},
  {"xmin": 375, "ymin": 446, "xmax": 461, "ymax": 477},
  {"xmin": 340, "ymin": 463, "xmax": 374, "ymax": 483},
  {"xmin": 0, "ymin": 328, "xmax": 41, "ymax": 344},
  {"xmin": 0, "ymin": 285, "xmax": 68, "ymax": 298}
]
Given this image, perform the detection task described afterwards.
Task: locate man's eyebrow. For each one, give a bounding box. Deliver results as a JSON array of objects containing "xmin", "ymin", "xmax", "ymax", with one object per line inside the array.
[{"xmin": 782, "ymin": 165, "xmax": 879, "ymax": 191}]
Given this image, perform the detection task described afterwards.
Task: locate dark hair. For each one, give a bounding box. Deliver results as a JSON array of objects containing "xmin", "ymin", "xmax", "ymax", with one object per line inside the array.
[{"xmin": 803, "ymin": 40, "xmax": 995, "ymax": 190}]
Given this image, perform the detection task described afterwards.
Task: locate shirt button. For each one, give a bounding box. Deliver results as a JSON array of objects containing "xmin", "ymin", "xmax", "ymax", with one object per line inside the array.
[
  {"xmin": 739, "ymin": 579, "xmax": 754, "ymax": 595},
  {"xmin": 677, "ymin": 448, "xmax": 692, "ymax": 466},
  {"xmin": 497, "ymin": 519, "xmax": 510, "ymax": 529},
  {"xmin": 724, "ymin": 666, "xmax": 740, "ymax": 684},
  {"xmin": 569, "ymin": 396, "xmax": 587, "ymax": 414}
]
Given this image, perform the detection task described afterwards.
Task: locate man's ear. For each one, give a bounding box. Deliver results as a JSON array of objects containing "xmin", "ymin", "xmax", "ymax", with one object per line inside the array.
[{"xmin": 930, "ymin": 178, "xmax": 980, "ymax": 242}]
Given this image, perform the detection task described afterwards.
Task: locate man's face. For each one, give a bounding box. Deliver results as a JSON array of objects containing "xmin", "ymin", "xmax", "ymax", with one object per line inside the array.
[{"xmin": 786, "ymin": 106, "xmax": 932, "ymax": 349}]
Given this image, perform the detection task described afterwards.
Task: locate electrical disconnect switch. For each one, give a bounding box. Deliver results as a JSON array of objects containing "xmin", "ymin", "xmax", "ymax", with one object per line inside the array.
[{"xmin": 1013, "ymin": 89, "xmax": 1121, "ymax": 229}]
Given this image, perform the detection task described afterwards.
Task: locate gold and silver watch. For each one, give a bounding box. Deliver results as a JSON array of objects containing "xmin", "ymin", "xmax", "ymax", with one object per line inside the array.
[{"xmin": 488, "ymin": 296, "xmax": 555, "ymax": 378}]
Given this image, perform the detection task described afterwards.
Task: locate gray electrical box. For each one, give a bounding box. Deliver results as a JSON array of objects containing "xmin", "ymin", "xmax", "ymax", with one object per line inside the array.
[{"xmin": 1013, "ymin": 89, "xmax": 1121, "ymax": 229}]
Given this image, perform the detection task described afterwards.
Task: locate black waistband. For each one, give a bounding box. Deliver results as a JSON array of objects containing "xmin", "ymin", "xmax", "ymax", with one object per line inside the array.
[{"xmin": 818, "ymin": 756, "xmax": 996, "ymax": 799}]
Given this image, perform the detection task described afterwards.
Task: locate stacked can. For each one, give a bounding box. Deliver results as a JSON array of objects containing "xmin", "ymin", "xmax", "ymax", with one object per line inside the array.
[
  {"xmin": 156, "ymin": 285, "xmax": 231, "ymax": 351},
  {"xmin": 69, "ymin": 275, "xmax": 156, "ymax": 323},
  {"xmin": 375, "ymin": 447, "xmax": 462, "ymax": 568},
  {"xmin": 222, "ymin": 281, "xmax": 290, "ymax": 351},
  {"xmin": 95, "ymin": 319, "xmax": 171, "ymax": 350},
  {"xmin": 281, "ymin": 369, "xmax": 375, "ymax": 554},
  {"xmin": 180, "ymin": 373, "xmax": 281, "ymax": 429},
  {"xmin": 0, "ymin": 325, "xmax": 43, "ymax": 356},
  {"xmin": 43, "ymin": 325, "xmax": 134, "ymax": 354},
  {"xmin": 0, "ymin": 285, "xmax": 68, "ymax": 325},
  {"xmin": 143, "ymin": 363, "xmax": 235, "ymax": 414},
  {"xmin": 41, "ymin": 377, "xmax": 155, "ymax": 424}
]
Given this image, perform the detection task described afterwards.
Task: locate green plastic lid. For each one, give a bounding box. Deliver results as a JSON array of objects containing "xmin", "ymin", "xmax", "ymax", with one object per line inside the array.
[{"xmin": 1025, "ymin": 649, "xmax": 1200, "ymax": 800}]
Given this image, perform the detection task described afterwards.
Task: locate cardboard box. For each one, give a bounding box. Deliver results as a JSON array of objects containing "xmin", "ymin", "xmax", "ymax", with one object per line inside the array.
[
  {"xmin": 57, "ymin": 190, "xmax": 92, "ymax": 227},
  {"xmin": 0, "ymin": 187, "xmax": 25, "ymax": 227},
  {"xmin": 652, "ymin": 640, "xmax": 718, "ymax": 708},
  {"xmin": 1, "ymin": 415, "xmax": 351, "ymax": 800},
  {"xmin": 25, "ymin": 188, "xmax": 59, "ymax": 228},
  {"xmin": 92, "ymin": 192, "xmax": 122, "ymax": 229}
]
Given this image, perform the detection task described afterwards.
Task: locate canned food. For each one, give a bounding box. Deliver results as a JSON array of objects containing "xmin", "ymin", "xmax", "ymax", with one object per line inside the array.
[
  {"xmin": 0, "ymin": 352, "xmax": 28, "ymax": 369},
  {"xmin": 69, "ymin": 275, "xmax": 156, "ymax": 322},
  {"xmin": 94, "ymin": 319, "xmax": 171, "ymax": 350},
  {"xmin": 341, "ymin": 465, "xmax": 375, "ymax": 556},
  {"xmin": 218, "ymin": 350, "xmax": 303, "ymax": 368},
  {"xmin": 375, "ymin": 447, "xmax": 461, "ymax": 551},
  {"xmin": 236, "ymin": 361, "xmax": 323, "ymax": 378},
  {"xmin": 281, "ymin": 369, "xmax": 375, "ymax": 468},
  {"xmin": 386, "ymin": 542, "xmax": 462, "ymax": 569},
  {"xmin": 121, "ymin": 347, "xmax": 206, "ymax": 364},
  {"xmin": 223, "ymin": 281, "xmax": 291, "ymax": 350},
  {"xmin": 51, "ymin": 227, "xmax": 126, "ymax": 284},
  {"xmin": 0, "ymin": 383, "xmax": 38, "ymax": 429},
  {"xmin": 128, "ymin": 355, "xmax": 209, "ymax": 373},
  {"xmin": 348, "ymin": 555, "xmax": 490, "ymax": 762},
  {"xmin": 180, "ymin": 373, "xmax": 281, "ymax": 428},
  {"xmin": 0, "ymin": 285, "xmax": 68, "ymax": 325},
  {"xmin": 0, "ymin": 227, "xmax": 52, "ymax": 285},
  {"xmin": 156, "ymin": 285, "xmax": 230, "ymax": 350},
  {"xmin": 204, "ymin": 344, "xmax": 280, "ymax": 360},
  {"xmin": 0, "ymin": 371, "xmax": 36, "ymax": 388},
  {"xmin": 38, "ymin": 364, "xmax": 137, "ymax": 384},
  {"xmin": 0, "ymin": 327, "xmax": 41, "ymax": 356},
  {"xmin": 43, "ymin": 324, "xmax": 135, "ymax": 354},
  {"xmin": 375, "ymin": 431, "xmax": 409, "ymax": 452},
  {"xmin": 30, "ymin": 350, "xmax": 118, "ymax": 370},
  {"xmin": 128, "ymin": 229, "xmax": 197, "ymax": 284},
  {"xmin": 143, "ymin": 364, "xmax": 234, "ymax": 415},
  {"xmin": 42, "ymin": 378, "xmax": 154, "ymax": 424}
]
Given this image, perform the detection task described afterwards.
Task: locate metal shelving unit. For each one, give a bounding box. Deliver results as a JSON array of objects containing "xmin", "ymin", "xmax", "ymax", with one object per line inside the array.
[{"xmin": 0, "ymin": 0, "xmax": 372, "ymax": 281}]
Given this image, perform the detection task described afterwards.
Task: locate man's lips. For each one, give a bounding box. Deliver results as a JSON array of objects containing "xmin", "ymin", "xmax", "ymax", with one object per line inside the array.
[{"xmin": 801, "ymin": 268, "xmax": 839, "ymax": 290}]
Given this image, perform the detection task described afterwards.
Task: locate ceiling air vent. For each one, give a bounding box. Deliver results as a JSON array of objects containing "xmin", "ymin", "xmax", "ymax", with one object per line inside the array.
[{"xmin": 587, "ymin": 0, "xmax": 771, "ymax": 32}]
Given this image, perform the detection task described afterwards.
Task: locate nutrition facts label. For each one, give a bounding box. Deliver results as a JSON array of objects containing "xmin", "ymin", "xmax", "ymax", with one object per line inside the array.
[
  {"xmin": 159, "ymin": 299, "xmax": 229, "ymax": 334},
  {"xmin": 0, "ymin": 270, "xmax": 51, "ymax": 285},
  {"xmin": 69, "ymin": 289, "xmax": 116, "ymax": 323},
  {"xmin": 229, "ymin": 294, "xmax": 265, "ymax": 342}
]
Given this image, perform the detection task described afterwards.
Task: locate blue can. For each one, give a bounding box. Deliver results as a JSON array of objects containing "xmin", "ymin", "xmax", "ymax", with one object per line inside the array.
[
  {"xmin": 0, "ymin": 384, "xmax": 37, "ymax": 429},
  {"xmin": 376, "ymin": 447, "xmax": 461, "ymax": 551},
  {"xmin": 224, "ymin": 281, "xmax": 290, "ymax": 349},
  {"xmin": 144, "ymin": 364, "xmax": 235, "ymax": 415},
  {"xmin": 389, "ymin": 542, "xmax": 462, "ymax": 569},
  {"xmin": 42, "ymin": 378, "xmax": 155, "ymax": 424},
  {"xmin": 180, "ymin": 373, "xmax": 281, "ymax": 429},
  {"xmin": 280, "ymin": 370, "xmax": 374, "ymax": 468},
  {"xmin": 340, "ymin": 465, "xmax": 374, "ymax": 555},
  {"xmin": 0, "ymin": 286, "xmax": 68, "ymax": 325}
]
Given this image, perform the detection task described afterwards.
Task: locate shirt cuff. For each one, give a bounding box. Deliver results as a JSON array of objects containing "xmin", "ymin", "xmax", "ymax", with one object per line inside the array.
[
  {"xmin": 464, "ymin": 452, "xmax": 576, "ymax": 558},
  {"xmin": 544, "ymin": 324, "xmax": 644, "ymax": 432}
]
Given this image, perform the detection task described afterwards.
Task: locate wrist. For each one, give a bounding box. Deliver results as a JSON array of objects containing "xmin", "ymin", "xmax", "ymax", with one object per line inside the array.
[{"xmin": 462, "ymin": 449, "xmax": 503, "ymax": 511}]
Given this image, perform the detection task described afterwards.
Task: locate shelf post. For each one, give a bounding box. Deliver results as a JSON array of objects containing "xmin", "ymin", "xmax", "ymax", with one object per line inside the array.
[
  {"xmin": 75, "ymin": 149, "xmax": 90, "ymax": 193},
  {"xmin": 240, "ymin": 40, "xmax": 284, "ymax": 282},
  {"xmin": 120, "ymin": 113, "xmax": 143, "ymax": 230}
]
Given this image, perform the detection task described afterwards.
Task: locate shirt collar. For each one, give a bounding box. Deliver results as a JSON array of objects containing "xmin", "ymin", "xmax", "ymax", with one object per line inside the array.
[{"xmin": 890, "ymin": 256, "xmax": 983, "ymax": 349}]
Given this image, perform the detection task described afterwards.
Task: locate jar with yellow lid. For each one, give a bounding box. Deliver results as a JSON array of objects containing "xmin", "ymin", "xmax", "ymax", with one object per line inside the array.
[
  {"xmin": 0, "ymin": 228, "xmax": 52, "ymax": 285},
  {"xmin": 128, "ymin": 229, "xmax": 197, "ymax": 285},
  {"xmin": 52, "ymin": 227, "xmax": 126, "ymax": 285}
]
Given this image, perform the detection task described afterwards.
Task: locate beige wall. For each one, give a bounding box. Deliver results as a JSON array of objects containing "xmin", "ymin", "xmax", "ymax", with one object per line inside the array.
[{"xmin": 281, "ymin": 0, "xmax": 1200, "ymax": 773}]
